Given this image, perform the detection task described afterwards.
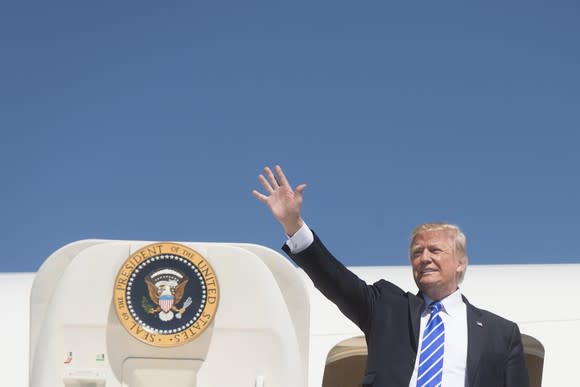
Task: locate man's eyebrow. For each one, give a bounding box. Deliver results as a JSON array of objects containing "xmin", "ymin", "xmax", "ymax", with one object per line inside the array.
[{"xmin": 427, "ymin": 241, "xmax": 452, "ymax": 249}]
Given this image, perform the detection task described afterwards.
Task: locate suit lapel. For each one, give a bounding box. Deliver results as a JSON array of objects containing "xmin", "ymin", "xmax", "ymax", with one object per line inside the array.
[
  {"xmin": 409, "ymin": 292, "xmax": 425, "ymax": 350},
  {"xmin": 411, "ymin": 293, "xmax": 487, "ymax": 384},
  {"xmin": 464, "ymin": 296, "xmax": 485, "ymax": 387}
]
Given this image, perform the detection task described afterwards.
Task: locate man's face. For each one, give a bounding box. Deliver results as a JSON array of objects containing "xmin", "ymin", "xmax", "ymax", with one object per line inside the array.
[{"xmin": 410, "ymin": 229, "xmax": 465, "ymax": 300}]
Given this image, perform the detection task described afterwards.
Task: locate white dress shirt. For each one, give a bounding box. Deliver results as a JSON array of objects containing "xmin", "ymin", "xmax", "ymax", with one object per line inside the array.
[
  {"xmin": 409, "ymin": 290, "xmax": 467, "ymax": 387},
  {"xmin": 286, "ymin": 223, "xmax": 468, "ymax": 387}
]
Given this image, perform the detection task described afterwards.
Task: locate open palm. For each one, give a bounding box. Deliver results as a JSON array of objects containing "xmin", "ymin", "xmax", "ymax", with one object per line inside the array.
[{"xmin": 252, "ymin": 165, "xmax": 306, "ymax": 236}]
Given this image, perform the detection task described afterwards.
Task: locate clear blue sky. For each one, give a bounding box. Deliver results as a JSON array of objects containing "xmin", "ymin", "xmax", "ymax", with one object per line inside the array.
[{"xmin": 1, "ymin": 1, "xmax": 579, "ymax": 272}]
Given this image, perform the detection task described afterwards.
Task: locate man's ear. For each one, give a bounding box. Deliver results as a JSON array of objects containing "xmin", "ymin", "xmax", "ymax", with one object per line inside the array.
[
  {"xmin": 455, "ymin": 256, "xmax": 467, "ymax": 284},
  {"xmin": 456, "ymin": 255, "xmax": 467, "ymax": 272}
]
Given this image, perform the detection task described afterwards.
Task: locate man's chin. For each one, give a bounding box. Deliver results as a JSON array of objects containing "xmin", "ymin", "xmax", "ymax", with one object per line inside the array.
[
  {"xmin": 418, "ymin": 274, "xmax": 439, "ymax": 283},
  {"xmin": 417, "ymin": 277, "xmax": 440, "ymax": 291}
]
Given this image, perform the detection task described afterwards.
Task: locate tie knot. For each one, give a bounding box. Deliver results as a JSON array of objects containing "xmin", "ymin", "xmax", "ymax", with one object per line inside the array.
[{"xmin": 429, "ymin": 301, "xmax": 443, "ymax": 315}]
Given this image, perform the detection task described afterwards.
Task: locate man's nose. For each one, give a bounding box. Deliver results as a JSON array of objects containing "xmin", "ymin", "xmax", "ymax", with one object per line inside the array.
[{"xmin": 420, "ymin": 249, "xmax": 432, "ymax": 262}]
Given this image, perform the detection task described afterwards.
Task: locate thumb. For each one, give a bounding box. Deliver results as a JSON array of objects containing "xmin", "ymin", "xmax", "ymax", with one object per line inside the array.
[{"xmin": 294, "ymin": 184, "xmax": 307, "ymax": 200}]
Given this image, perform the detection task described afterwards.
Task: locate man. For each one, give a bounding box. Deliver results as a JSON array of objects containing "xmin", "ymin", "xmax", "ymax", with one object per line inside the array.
[{"xmin": 253, "ymin": 165, "xmax": 529, "ymax": 387}]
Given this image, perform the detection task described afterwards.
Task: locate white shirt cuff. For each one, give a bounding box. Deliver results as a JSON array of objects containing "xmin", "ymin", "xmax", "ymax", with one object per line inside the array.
[{"xmin": 285, "ymin": 223, "xmax": 314, "ymax": 253}]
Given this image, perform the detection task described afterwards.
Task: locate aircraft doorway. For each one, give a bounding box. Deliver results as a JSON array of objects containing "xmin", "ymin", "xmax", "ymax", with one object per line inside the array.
[
  {"xmin": 322, "ymin": 334, "xmax": 544, "ymax": 387},
  {"xmin": 522, "ymin": 334, "xmax": 544, "ymax": 387},
  {"xmin": 321, "ymin": 337, "xmax": 367, "ymax": 387}
]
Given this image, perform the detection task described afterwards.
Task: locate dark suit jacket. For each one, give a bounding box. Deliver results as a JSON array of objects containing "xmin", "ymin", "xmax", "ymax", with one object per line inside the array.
[{"xmin": 283, "ymin": 232, "xmax": 530, "ymax": 387}]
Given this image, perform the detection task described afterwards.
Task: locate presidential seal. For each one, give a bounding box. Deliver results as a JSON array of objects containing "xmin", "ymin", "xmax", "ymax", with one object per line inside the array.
[{"xmin": 113, "ymin": 242, "xmax": 219, "ymax": 347}]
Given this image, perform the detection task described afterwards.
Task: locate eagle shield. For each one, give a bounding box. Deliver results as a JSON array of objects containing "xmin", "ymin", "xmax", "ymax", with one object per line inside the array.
[{"xmin": 144, "ymin": 268, "xmax": 190, "ymax": 322}]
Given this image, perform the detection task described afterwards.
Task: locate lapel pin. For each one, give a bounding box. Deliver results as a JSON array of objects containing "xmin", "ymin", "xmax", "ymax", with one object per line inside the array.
[{"xmin": 476, "ymin": 321, "xmax": 483, "ymax": 327}]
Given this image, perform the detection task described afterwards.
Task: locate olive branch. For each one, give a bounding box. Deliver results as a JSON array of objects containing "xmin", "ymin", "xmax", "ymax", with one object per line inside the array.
[{"xmin": 141, "ymin": 296, "xmax": 155, "ymax": 313}]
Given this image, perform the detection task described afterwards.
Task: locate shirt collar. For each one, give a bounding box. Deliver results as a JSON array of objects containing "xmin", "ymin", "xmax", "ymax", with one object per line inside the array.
[{"xmin": 422, "ymin": 288, "xmax": 463, "ymax": 317}]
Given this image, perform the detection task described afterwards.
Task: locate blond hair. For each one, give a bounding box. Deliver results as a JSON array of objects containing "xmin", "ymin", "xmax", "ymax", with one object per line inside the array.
[{"xmin": 409, "ymin": 222, "xmax": 468, "ymax": 284}]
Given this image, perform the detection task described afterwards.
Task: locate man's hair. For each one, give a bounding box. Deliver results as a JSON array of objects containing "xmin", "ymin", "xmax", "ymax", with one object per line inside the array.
[{"xmin": 409, "ymin": 222, "xmax": 468, "ymax": 284}]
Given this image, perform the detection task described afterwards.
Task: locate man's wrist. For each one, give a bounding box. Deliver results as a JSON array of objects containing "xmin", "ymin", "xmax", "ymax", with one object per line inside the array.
[
  {"xmin": 286, "ymin": 222, "xmax": 313, "ymax": 253},
  {"xmin": 282, "ymin": 217, "xmax": 304, "ymax": 237}
]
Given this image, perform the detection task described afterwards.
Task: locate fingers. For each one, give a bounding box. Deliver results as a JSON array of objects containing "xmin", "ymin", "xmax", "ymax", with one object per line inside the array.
[
  {"xmin": 254, "ymin": 165, "xmax": 302, "ymax": 203},
  {"xmin": 254, "ymin": 165, "xmax": 282, "ymax": 202},
  {"xmin": 264, "ymin": 166, "xmax": 279, "ymax": 189},
  {"xmin": 258, "ymin": 174, "xmax": 274, "ymax": 194},
  {"xmin": 252, "ymin": 189, "xmax": 268, "ymax": 203},
  {"xmin": 275, "ymin": 165, "xmax": 290, "ymax": 187}
]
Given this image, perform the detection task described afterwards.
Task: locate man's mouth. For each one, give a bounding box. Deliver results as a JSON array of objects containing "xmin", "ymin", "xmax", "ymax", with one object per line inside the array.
[{"xmin": 421, "ymin": 268, "xmax": 437, "ymax": 275}]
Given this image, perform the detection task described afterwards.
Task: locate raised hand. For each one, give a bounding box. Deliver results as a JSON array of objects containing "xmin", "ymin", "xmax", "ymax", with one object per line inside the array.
[{"xmin": 252, "ymin": 165, "xmax": 307, "ymax": 236}]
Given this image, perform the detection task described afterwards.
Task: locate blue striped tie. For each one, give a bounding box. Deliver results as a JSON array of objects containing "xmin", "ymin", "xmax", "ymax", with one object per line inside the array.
[{"xmin": 417, "ymin": 301, "xmax": 445, "ymax": 387}]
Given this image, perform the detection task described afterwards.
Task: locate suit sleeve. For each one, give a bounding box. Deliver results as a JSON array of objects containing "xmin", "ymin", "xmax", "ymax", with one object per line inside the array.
[
  {"xmin": 505, "ymin": 322, "xmax": 530, "ymax": 387},
  {"xmin": 282, "ymin": 231, "xmax": 379, "ymax": 332}
]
